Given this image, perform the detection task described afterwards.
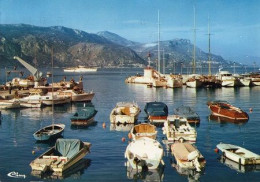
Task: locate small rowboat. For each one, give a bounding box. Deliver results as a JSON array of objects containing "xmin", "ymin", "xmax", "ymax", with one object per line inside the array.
[
  {"xmin": 207, "ymin": 100, "xmax": 249, "ymax": 121},
  {"xmin": 129, "ymin": 123, "xmax": 157, "ymax": 140},
  {"xmin": 216, "ymin": 143, "xmax": 260, "ymax": 165},
  {"xmin": 33, "ymin": 124, "xmax": 65, "ymax": 141}
]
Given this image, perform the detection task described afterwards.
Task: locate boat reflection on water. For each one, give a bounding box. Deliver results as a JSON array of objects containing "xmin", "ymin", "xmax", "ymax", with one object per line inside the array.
[
  {"xmin": 110, "ymin": 123, "xmax": 134, "ymax": 132},
  {"xmin": 31, "ymin": 158, "xmax": 91, "ymax": 180},
  {"xmin": 218, "ymin": 156, "xmax": 260, "ymax": 173},
  {"xmin": 70, "ymin": 121, "xmax": 98, "ymax": 130},
  {"xmin": 170, "ymin": 159, "xmax": 202, "ymax": 181},
  {"xmin": 208, "ymin": 114, "xmax": 248, "ymax": 125},
  {"xmin": 126, "ymin": 165, "xmax": 164, "ymax": 182}
]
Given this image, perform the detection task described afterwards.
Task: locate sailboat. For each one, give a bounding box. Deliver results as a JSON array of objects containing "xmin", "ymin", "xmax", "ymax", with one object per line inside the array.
[
  {"xmin": 186, "ymin": 7, "xmax": 203, "ymax": 88},
  {"xmin": 33, "ymin": 48, "xmax": 65, "ymax": 141}
]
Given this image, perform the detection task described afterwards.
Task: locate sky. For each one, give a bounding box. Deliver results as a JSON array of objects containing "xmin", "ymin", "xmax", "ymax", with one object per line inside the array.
[{"xmin": 1, "ymin": 0, "xmax": 260, "ymax": 64}]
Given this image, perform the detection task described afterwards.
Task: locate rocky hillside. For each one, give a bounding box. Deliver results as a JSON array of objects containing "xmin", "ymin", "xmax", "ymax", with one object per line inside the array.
[
  {"xmin": 0, "ymin": 24, "xmax": 228, "ymax": 69},
  {"xmin": 0, "ymin": 24, "xmax": 145, "ymax": 68},
  {"xmin": 129, "ymin": 39, "xmax": 227, "ymax": 68}
]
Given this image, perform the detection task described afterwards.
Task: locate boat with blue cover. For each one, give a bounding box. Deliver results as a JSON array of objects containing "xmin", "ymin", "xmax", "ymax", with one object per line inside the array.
[
  {"xmin": 71, "ymin": 106, "xmax": 97, "ymax": 125},
  {"xmin": 144, "ymin": 102, "xmax": 168, "ymax": 124},
  {"xmin": 30, "ymin": 139, "xmax": 91, "ymax": 174},
  {"xmin": 174, "ymin": 106, "xmax": 200, "ymax": 124}
]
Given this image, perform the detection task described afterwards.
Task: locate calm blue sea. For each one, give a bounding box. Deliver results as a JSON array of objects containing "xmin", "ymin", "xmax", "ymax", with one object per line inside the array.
[{"xmin": 0, "ymin": 67, "xmax": 260, "ymax": 182}]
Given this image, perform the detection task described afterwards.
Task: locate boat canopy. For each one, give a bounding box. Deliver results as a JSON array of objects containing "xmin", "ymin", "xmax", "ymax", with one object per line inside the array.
[
  {"xmin": 71, "ymin": 107, "xmax": 97, "ymax": 120},
  {"xmin": 55, "ymin": 139, "xmax": 83, "ymax": 159},
  {"xmin": 144, "ymin": 102, "xmax": 168, "ymax": 116}
]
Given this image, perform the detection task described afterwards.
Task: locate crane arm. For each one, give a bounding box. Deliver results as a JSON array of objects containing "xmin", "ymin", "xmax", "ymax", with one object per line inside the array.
[{"xmin": 13, "ymin": 56, "xmax": 42, "ymax": 81}]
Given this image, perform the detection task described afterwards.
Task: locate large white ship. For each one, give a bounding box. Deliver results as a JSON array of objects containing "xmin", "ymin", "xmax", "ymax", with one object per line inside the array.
[{"xmin": 64, "ymin": 66, "xmax": 98, "ymax": 72}]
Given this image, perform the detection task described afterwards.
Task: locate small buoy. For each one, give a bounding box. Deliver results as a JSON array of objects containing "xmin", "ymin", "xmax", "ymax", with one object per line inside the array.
[
  {"xmin": 102, "ymin": 122, "xmax": 106, "ymax": 128},
  {"xmin": 249, "ymin": 108, "xmax": 253, "ymax": 112},
  {"xmin": 128, "ymin": 133, "xmax": 132, "ymax": 139},
  {"xmin": 122, "ymin": 137, "xmax": 126, "ymax": 142},
  {"xmin": 32, "ymin": 150, "xmax": 35, "ymax": 155},
  {"xmin": 214, "ymin": 148, "xmax": 219, "ymax": 153}
]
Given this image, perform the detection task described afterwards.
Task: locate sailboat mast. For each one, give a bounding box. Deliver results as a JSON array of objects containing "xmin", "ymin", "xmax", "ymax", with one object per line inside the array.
[
  {"xmin": 208, "ymin": 16, "xmax": 211, "ymax": 76},
  {"xmin": 158, "ymin": 10, "xmax": 161, "ymax": 73},
  {"xmin": 51, "ymin": 47, "xmax": 54, "ymax": 129},
  {"xmin": 163, "ymin": 49, "xmax": 165, "ymax": 74},
  {"xmin": 193, "ymin": 7, "xmax": 196, "ymax": 74}
]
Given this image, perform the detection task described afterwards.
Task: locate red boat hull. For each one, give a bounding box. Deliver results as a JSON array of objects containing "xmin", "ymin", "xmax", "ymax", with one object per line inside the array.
[{"xmin": 207, "ymin": 102, "xmax": 249, "ymax": 121}]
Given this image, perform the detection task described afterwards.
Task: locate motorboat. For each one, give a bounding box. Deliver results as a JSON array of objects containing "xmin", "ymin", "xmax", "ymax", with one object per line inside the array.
[
  {"xmin": 20, "ymin": 89, "xmax": 71, "ymax": 106},
  {"xmin": 216, "ymin": 143, "xmax": 260, "ymax": 165},
  {"xmin": 129, "ymin": 123, "xmax": 157, "ymax": 140},
  {"xmin": 144, "ymin": 102, "xmax": 168, "ymax": 124},
  {"xmin": 171, "ymin": 142, "xmax": 206, "ymax": 172},
  {"xmin": 33, "ymin": 124, "xmax": 65, "ymax": 141},
  {"xmin": 125, "ymin": 137, "xmax": 164, "ymax": 170},
  {"xmin": 207, "ymin": 100, "xmax": 249, "ymax": 121},
  {"xmin": 216, "ymin": 70, "xmax": 240, "ymax": 87},
  {"xmin": 70, "ymin": 106, "xmax": 97, "ymax": 125},
  {"xmin": 30, "ymin": 139, "xmax": 91, "ymax": 174},
  {"xmin": 57, "ymin": 89, "xmax": 95, "ymax": 102},
  {"xmin": 110, "ymin": 102, "xmax": 141, "ymax": 124},
  {"xmin": 174, "ymin": 106, "xmax": 200, "ymax": 124},
  {"xmin": 162, "ymin": 115, "xmax": 197, "ymax": 142}
]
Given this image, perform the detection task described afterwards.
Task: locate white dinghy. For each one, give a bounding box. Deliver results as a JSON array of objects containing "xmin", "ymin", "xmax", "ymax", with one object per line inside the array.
[
  {"xmin": 125, "ymin": 137, "xmax": 164, "ymax": 170},
  {"xmin": 216, "ymin": 143, "xmax": 260, "ymax": 165}
]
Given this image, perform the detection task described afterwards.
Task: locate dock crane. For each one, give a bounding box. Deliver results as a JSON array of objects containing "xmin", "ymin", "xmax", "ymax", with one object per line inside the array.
[{"xmin": 13, "ymin": 56, "xmax": 46, "ymax": 87}]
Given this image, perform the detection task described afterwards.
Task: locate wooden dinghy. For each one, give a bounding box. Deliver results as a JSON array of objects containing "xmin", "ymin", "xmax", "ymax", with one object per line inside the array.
[
  {"xmin": 207, "ymin": 100, "xmax": 249, "ymax": 121},
  {"xmin": 33, "ymin": 124, "xmax": 65, "ymax": 141},
  {"xmin": 216, "ymin": 143, "xmax": 260, "ymax": 165},
  {"xmin": 129, "ymin": 123, "xmax": 157, "ymax": 140},
  {"xmin": 30, "ymin": 139, "xmax": 91, "ymax": 174},
  {"xmin": 171, "ymin": 142, "xmax": 206, "ymax": 172}
]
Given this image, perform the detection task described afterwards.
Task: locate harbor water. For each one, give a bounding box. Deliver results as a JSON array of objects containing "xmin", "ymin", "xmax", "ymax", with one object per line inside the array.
[{"xmin": 0, "ymin": 68, "xmax": 260, "ymax": 182}]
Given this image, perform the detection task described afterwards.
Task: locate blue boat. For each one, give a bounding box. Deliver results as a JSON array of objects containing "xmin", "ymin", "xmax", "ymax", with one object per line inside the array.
[
  {"xmin": 71, "ymin": 106, "xmax": 98, "ymax": 125},
  {"xmin": 174, "ymin": 105, "xmax": 200, "ymax": 124},
  {"xmin": 144, "ymin": 102, "xmax": 168, "ymax": 124},
  {"xmin": 33, "ymin": 124, "xmax": 65, "ymax": 141}
]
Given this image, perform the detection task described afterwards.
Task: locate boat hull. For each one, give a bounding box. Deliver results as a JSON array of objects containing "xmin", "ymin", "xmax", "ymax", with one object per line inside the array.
[
  {"xmin": 171, "ymin": 142, "xmax": 205, "ymax": 171},
  {"xmin": 207, "ymin": 101, "xmax": 249, "ymax": 121},
  {"xmin": 125, "ymin": 137, "xmax": 163, "ymax": 170},
  {"xmin": 217, "ymin": 143, "xmax": 260, "ymax": 165},
  {"xmin": 33, "ymin": 124, "xmax": 65, "ymax": 141},
  {"xmin": 110, "ymin": 102, "xmax": 141, "ymax": 124}
]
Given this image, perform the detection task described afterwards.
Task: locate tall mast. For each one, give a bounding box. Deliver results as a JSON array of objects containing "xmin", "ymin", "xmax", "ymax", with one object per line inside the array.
[
  {"xmin": 192, "ymin": 6, "xmax": 196, "ymax": 74},
  {"xmin": 163, "ymin": 49, "xmax": 165, "ymax": 74},
  {"xmin": 208, "ymin": 15, "xmax": 211, "ymax": 76},
  {"xmin": 158, "ymin": 10, "xmax": 161, "ymax": 73},
  {"xmin": 51, "ymin": 47, "xmax": 54, "ymax": 129}
]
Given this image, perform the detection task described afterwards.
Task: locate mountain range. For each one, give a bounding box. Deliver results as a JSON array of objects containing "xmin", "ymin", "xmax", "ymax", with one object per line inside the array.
[{"xmin": 0, "ymin": 24, "xmax": 228, "ymax": 69}]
